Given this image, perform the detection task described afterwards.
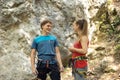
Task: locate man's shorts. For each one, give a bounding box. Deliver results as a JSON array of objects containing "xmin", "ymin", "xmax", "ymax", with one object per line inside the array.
[{"xmin": 36, "ymin": 61, "xmax": 60, "ymax": 80}]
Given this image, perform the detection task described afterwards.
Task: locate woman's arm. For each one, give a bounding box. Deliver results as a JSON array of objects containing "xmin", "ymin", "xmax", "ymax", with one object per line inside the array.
[{"xmin": 69, "ymin": 36, "xmax": 88, "ymax": 54}]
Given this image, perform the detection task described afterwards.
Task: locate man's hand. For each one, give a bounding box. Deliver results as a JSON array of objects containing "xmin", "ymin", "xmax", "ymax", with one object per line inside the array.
[{"xmin": 59, "ymin": 65, "xmax": 64, "ymax": 72}]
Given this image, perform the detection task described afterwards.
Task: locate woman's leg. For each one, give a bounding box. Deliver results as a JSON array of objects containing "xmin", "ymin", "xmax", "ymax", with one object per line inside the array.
[{"xmin": 73, "ymin": 66, "xmax": 87, "ymax": 80}]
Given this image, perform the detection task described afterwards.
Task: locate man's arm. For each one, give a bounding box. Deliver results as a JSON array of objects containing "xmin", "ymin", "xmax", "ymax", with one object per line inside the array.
[
  {"xmin": 30, "ymin": 49, "xmax": 38, "ymax": 74},
  {"xmin": 55, "ymin": 47, "xmax": 64, "ymax": 72}
]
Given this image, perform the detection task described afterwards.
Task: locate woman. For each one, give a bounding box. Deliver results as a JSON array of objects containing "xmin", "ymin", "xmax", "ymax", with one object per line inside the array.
[{"xmin": 69, "ymin": 19, "xmax": 89, "ymax": 80}]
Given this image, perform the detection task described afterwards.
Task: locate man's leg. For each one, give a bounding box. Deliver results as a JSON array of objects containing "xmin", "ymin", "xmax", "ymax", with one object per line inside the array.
[
  {"xmin": 37, "ymin": 72, "xmax": 47, "ymax": 80},
  {"xmin": 36, "ymin": 62, "xmax": 47, "ymax": 80},
  {"xmin": 49, "ymin": 64, "xmax": 60, "ymax": 80}
]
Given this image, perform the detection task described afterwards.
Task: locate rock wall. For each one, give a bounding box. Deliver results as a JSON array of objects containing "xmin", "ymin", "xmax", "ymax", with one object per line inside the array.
[{"xmin": 0, "ymin": 0, "xmax": 107, "ymax": 80}]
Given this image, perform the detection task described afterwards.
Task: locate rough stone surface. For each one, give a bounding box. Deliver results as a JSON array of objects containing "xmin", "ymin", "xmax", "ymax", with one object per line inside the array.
[{"xmin": 0, "ymin": 0, "xmax": 107, "ymax": 80}]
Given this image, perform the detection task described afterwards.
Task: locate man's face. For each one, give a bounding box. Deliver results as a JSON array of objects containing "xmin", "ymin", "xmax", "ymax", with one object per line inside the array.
[{"xmin": 42, "ymin": 22, "xmax": 52, "ymax": 34}]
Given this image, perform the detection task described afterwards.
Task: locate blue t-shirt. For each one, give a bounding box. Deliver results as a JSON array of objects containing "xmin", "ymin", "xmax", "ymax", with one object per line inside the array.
[{"xmin": 31, "ymin": 35, "xmax": 59, "ymax": 64}]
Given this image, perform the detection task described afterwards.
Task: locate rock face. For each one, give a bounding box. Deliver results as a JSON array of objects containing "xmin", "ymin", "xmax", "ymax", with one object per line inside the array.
[{"xmin": 0, "ymin": 0, "xmax": 108, "ymax": 80}]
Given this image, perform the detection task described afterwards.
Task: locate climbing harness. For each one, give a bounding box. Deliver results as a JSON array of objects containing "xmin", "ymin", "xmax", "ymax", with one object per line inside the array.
[{"xmin": 69, "ymin": 56, "xmax": 87, "ymax": 78}]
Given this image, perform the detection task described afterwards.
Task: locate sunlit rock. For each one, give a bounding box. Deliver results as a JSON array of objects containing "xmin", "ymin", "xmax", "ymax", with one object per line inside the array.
[{"xmin": 0, "ymin": 0, "xmax": 108, "ymax": 80}]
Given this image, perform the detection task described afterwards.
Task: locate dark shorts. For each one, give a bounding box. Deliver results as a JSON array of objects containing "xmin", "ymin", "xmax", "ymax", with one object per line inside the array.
[{"xmin": 36, "ymin": 61, "xmax": 60, "ymax": 80}]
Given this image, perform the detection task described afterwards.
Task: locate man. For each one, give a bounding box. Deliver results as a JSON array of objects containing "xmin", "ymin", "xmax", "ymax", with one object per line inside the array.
[{"xmin": 30, "ymin": 20, "xmax": 64, "ymax": 80}]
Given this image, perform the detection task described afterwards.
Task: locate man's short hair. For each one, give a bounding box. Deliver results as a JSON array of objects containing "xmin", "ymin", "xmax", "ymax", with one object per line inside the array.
[{"xmin": 40, "ymin": 20, "xmax": 52, "ymax": 29}]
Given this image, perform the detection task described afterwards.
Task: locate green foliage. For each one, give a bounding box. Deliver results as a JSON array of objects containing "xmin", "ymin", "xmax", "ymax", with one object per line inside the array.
[
  {"xmin": 98, "ymin": 9, "xmax": 120, "ymax": 36},
  {"xmin": 115, "ymin": 44, "xmax": 120, "ymax": 52},
  {"xmin": 107, "ymin": 0, "xmax": 112, "ymax": 5},
  {"xmin": 112, "ymin": 15, "xmax": 120, "ymax": 28},
  {"xmin": 114, "ymin": 44, "xmax": 120, "ymax": 62}
]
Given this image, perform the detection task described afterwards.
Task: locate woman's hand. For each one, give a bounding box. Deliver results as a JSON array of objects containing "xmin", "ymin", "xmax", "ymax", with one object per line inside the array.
[{"xmin": 69, "ymin": 47, "xmax": 75, "ymax": 52}]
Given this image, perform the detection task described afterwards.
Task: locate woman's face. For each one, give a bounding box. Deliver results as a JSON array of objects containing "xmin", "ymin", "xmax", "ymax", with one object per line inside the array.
[
  {"xmin": 72, "ymin": 21, "xmax": 79, "ymax": 31},
  {"xmin": 42, "ymin": 22, "xmax": 52, "ymax": 34}
]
